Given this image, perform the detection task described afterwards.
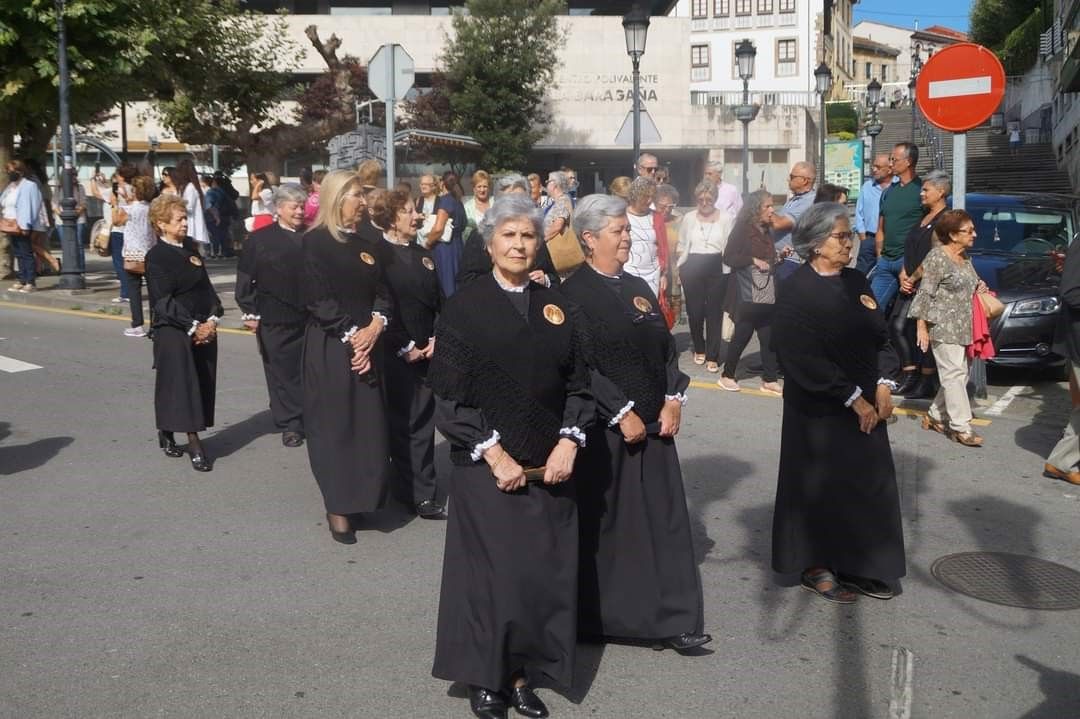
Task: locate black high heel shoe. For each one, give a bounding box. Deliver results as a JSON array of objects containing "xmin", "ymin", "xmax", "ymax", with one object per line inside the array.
[
  {"xmin": 326, "ymin": 513, "xmax": 356, "ymax": 545},
  {"xmin": 189, "ymin": 449, "xmax": 212, "ymax": 472},
  {"xmin": 158, "ymin": 431, "xmax": 184, "ymax": 458}
]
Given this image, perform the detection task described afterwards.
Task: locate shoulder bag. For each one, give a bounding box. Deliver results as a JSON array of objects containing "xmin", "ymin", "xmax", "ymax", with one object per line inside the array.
[{"xmin": 736, "ymin": 264, "xmax": 775, "ymax": 305}]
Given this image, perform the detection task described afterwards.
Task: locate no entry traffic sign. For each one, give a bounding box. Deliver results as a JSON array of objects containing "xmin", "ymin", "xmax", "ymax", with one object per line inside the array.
[{"xmin": 915, "ymin": 43, "xmax": 1006, "ymax": 133}]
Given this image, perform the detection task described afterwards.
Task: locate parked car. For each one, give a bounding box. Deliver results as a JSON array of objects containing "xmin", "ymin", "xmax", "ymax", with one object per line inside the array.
[{"xmin": 963, "ymin": 192, "xmax": 1078, "ymax": 372}]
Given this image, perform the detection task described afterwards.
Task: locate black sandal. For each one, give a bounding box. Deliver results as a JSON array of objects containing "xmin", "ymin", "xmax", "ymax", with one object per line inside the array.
[
  {"xmin": 837, "ymin": 573, "xmax": 894, "ymax": 600},
  {"xmin": 800, "ymin": 568, "xmax": 858, "ymax": 604}
]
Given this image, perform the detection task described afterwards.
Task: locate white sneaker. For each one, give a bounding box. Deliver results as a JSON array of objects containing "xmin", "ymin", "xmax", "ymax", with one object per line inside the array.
[
  {"xmin": 124, "ymin": 326, "xmax": 147, "ymax": 338},
  {"xmin": 9, "ymin": 282, "xmax": 23, "ymax": 291},
  {"xmin": 111, "ymin": 297, "xmax": 128, "ymax": 303},
  {"xmin": 19, "ymin": 284, "xmax": 35, "ymax": 293}
]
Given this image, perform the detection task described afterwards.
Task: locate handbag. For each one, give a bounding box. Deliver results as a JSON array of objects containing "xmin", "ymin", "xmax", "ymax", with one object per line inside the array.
[
  {"xmin": 546, "ymin": 225, "xmax": 585, "ymax": 275},
  {"xmin": 977, "ymin": 291, "xmax": 1004, "ymax": 320},
  {"xmin": 736, "ymin": 265, "xmax": 775, "ymax": 305},
  {"xmin": 0, "ymin": 217, "xmax": 20, "ymax": 234},
  {"xmin": 91, "ymin": 219, "xmax": 111, "ymax": 257},
  {"xmin": 123, "ymin": 259, "xmax": 145, "ymax": 275},
  {"xmin": 111, "ymin": 206, "xmax": 129, "ymax": 227}
]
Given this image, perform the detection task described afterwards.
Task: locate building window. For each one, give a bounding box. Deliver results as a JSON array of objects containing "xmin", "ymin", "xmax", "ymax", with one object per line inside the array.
[
  {"xmin": 757, "ymin": 0, "xmax": 773, "ymax": 13},
  {"xmin": 865, "ymin": 61, "xmax": 872, "ymax": 80},
  {"xmin": 735, "ymin": 0, "xmax": 752, "ymax": 16},
  {"xmin": 779, "ymin": 0, "xmax": 795, "ymax": 13},
  {"xmin": 692, "ymin": 0, "xmax": 708, "ymax": 18},
  {"xmin": 776, "ymin": 38, "xmax": 797, "ymax": 77},
  {"xmin": 692, "ymin": 44, "xmax": 711, "ymax": 81},
  {"xmin": 714, "ymin": 0, "xmax": 730, "ymax": 16},
  {"xmin": 882, "ymin": 64, "xmax": 888, "ymax": 82}
]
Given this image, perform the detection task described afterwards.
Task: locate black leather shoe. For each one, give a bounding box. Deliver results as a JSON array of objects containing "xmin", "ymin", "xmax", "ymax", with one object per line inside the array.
[
  {"xmin": 282, "ymin": 431, "xmax": 305, "ymax": 447},
  {"xmin": 189, "ymin": 451, "xmax": 212, "ymax": 472},
  {"xmin": 508, "ymin": 686, "xmax": 548, "ymax": 718},
  {"xmin": 326, "ymin": 513, "xmax": 356, "ymax": 545},
  {"xmin": 468, "ymin": 686, "xmax": 508, "ymax": 719},
  {"xmin": 158, "ymin": 431, "xmax": 184, "ymax": 458},
  {"xmin": 662, "ymin": 632, "xmax": 713, "ymax": 652},
  {"xmin": 904, "ymin": 374, "xmax": 940, "ymax": 400},
  {"xmin": 416, "ymin": 499, "xmax": 447, "ymax": 519},
  {"xmin": 895, "ymin": 371, "xmax": 918, "ymax": 396}
]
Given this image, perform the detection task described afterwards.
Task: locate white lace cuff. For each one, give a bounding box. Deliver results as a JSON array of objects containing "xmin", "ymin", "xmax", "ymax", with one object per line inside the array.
[
  {"xmin": 608, "ymin": 401, "xmax": 636, "ymax": 427},
  {"xmin": 241, "ymin": 313, "xmax": 260, "ymax": 321},
  {"xmin": 397, "ymin": 340, "xmax": 416, "ymax": 357},
  {"xmin": 372, "ymin": 312, "xmax": 389, "ymax": 327},
  {"xmin": 665, "ymin": 392, "xmax": 688, "ymax": 406},
  {"xmin": 187, "ymin": 319, "xmax": 199, "ymax": 336},
  {"xmin": 844, "ymin": 386, "xmax": 863, "ymax": 407},
  {"xmin": 207, "ymin": 315, "xmax": 220, "ymax": 325},
  {"xmin": 470, "ymin": 430, "xmax": 501, "ymax": 462},
  {"xmin": 340, "ymin": 325, "xmax": 359, "ymax": 343},
  {"xmin": 877, "ymin": 377, "xmax": 900, "ymax": 391},
  {"xmin": 539, "ymin": 273, "xmax": 552, "ymax": 288},
  {"xmin": 560, "ymin": 426, "xmax": 587, "ymax": 447}
]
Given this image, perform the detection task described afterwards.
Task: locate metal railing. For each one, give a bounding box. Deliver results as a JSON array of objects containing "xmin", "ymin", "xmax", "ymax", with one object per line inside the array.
[{"xmin": 690, "ymin": 90, "xmax": 818, "ymax": 108}]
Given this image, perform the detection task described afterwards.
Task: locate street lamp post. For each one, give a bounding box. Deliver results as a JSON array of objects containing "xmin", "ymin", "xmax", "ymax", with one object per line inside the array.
[
  {"xmin": 622, "ymin": 5, "xmax": 650, "ymax": 170},
  {"xmin": 814, "ymin": 62, "xmax": 833, "ymax": 189},
  {"xmin": 909, "ymin": 43, "xmax": 922, "ymax": 141},
  {"xmin": 54, "ymin": 0, "xmax": 84, "ymax": 290},
  {"xmin": 733, "ymin": 39, "xmax": 759, "ymax": 196},
  {"xmin": 865, "ymin": 78, "xmax": 883, "ymax": 157}
]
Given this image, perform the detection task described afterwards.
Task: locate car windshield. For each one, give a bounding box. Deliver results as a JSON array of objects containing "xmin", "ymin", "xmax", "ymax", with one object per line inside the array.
[{"xmin": 968, "ymin": 203, "xmax": 1074, "ymax": 256}]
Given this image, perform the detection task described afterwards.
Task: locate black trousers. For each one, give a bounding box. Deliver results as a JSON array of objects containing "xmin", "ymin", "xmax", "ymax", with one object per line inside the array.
[
  {"xmin": 680, "ymin": 254, "xmax": 727, "ymax": 362},
  {"xmin": 257, "ymin": 322, "xmax": 305, "ymax": 433},
  {"xmin": 723, "ymin": 302, "xmax": 778, "ymax": 382},
  {"xmin": 889, "ymin": 293, "xmax": 935, "ymax": 369},
  {"xmin": 383, "ymin": 353, "xmax": 438, "ymax": 506},
  {"xmin": 126, "ymin": 270, "xmax": 145, "ymax": 328}
]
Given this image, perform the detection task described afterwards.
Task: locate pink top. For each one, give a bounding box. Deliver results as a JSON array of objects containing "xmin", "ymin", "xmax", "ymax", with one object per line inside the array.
[
  {"xmin": 304, "ymin": 191, "xmax": 320, "ymax": 226},
  {"xmin": 714, "ymin": 181, "xmax": 743, "ymax": 219}
]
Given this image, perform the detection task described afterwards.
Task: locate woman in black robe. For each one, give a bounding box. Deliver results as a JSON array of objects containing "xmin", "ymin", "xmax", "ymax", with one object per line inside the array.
[
  {"xmin": 559, "ymin": 194, "xmax": 710, "ymax": 652},
  {"xmin": 145, "ymin": 195, "xmax": 224, "ymax": 472},
  {"xmin": 300, "ymin": 170, "xmax": 393, "ymax": 545},
  {"xmin": 369, "ymin": 189, "xmax": 446, "ymax": 519},
  {"xmin": 429, "ymin": 193, "xmax": 594, "ymax": 719},
  {"xmin": 235, "ymin": 184, "xmax": 309, "ymax": 447},
  {"xmin": 771, "ymin": 202, "xmax": 905, "ymax": 604}
]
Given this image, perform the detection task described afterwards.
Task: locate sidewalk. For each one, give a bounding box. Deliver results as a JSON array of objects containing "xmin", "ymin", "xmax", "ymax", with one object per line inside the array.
[{"xmin": 1, "ymin": 253, "xmax": 246, "ymax": 330}]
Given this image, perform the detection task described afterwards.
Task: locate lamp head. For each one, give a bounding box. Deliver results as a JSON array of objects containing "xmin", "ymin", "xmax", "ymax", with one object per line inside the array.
[
  {"xmin": 866, "ymin": 78, "xmax": 882, "ymax": 107},
  {"xmin": 814, "ymin": 62, "xmax": 833, "ymax": 95},
  {"xmin": 734, "ymin": 39, "xmax": 756, "ymax": 81},
  {"xmin": 622, "ymin": 4, "xmax": 651, "ymax": 59}
]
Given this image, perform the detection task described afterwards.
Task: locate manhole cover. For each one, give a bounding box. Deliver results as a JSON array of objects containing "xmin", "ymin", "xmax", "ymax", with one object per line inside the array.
[{"xmin": 931, "ymin": 552, "xmax": 1080, "ymax": 610}]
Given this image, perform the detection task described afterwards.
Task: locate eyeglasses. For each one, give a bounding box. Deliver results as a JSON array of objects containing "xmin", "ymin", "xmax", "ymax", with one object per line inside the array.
[
  {"xmin": 828, "ymin": 231, "xmax": 855, "ymax": 240},
  {"xmin": 789, "ymin": 174, "xmax": 812, "ymax": 181},
  {"xmin": 640, "ymin": 166, "xmax": 658, "ymax": 173}
]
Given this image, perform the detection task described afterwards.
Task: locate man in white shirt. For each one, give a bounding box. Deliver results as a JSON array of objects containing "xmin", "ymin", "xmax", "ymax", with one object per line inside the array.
[{"xmin": 703, "ymin": 161, "xmax": 743, "ymax": 219}]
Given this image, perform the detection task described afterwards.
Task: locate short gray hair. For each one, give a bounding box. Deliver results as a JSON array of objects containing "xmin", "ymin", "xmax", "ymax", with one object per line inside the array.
[
  {"xmin": 572, "ymin": 194, "xmax": 627, "ymax": 256},
  {"xmin": 494, "ymin": 173, "xmax": 529, "ymax": 195},
  {"xmin": 628, "ymin": 176, "xmax": 657, "ymax": 206},
  {"xmin": 792, "ymin": 202, "xmax": 850, "ymax": 260},
  {"xmin": 923, "ymin": 169, "xmax": 951, "ymax": 197},
  {"xmin": 478, "ymin": 194, "xmax": 544, "ymax": 247},
  {"xmin": 705, "ymin": 161, "xmax": 724, "ymax": 175},
  {"xmin": 694, "ymin": 180, "xmax": 718, "ymax": 201},
  {"xmin": 656, "ymin": 184, "xmax": 680, "ymax": 205},
  {"xmin": 273, "ymin": 183, "xmax": 307, "ymax": 206},
  {"xmin": 547, "ymin": 171, "xmax": 570, "ymax": 193},
  {"xmin": 636, "ymin": 152, "xmax": 658, "ymax": 168}
]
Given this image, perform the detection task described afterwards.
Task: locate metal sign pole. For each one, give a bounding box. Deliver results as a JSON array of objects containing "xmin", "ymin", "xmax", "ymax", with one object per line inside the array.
[
  {"xmin": 385, "ymin": 45, "xmax": 396, "ymax": 189},
  {"xmin": 953, "ymin": 132, "xmax": 966, "ymax": 210}
]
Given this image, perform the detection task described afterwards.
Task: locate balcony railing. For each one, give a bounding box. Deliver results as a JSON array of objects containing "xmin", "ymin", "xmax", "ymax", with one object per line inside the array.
[{"xmin": 690, "ymin": 90, "xmax": 818, "ymax": 107}]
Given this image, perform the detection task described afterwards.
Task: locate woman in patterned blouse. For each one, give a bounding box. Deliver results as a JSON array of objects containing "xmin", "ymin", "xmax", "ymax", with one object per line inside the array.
[{"xmin": 909, "ymin": 209, "xmax": 988, "ymax": 447}]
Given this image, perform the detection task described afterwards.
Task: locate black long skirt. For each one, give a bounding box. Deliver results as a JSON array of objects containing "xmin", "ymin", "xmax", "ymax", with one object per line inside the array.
[
  {"xmin": 382, "ymin": 353, "xmax": 437, "ymax": 506},
  {"xmin": 772, "ymin": 402, "xmax": 906, "ymax": 581},
  {"xmin": 577, "ymin": 428, "xmax": 704, "ymax": 640},
  {"xmin": 432, "ymin": 463, "xmax": 578, "ymax": 691},
  {"xmin": 153, "ymin": 326, "xmax": 217, "ymax": 433},
  {"xmin": 302, "ymin": 325, "xmax": 390, "ymax": 514},
  {"xmin": 257, "ymin": 322, "xmax": 305, "ymax": 433}
]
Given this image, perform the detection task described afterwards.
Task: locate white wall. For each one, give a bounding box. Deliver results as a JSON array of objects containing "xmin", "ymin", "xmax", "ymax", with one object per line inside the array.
[{"xmin": 853, "ymin": 21, "xmax": 914, "ymax": 81}]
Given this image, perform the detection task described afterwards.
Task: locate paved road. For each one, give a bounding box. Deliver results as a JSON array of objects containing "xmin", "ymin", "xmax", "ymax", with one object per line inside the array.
[{"xmin": 2, "ymin": 303, "xmax": 1080, "ymax": 718}]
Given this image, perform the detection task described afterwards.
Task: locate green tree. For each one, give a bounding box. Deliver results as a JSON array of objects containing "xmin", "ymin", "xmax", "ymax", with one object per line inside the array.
[
  {"xmin": 969, "ymin": 0, "xmax": 1050, "ymax": 74},
  {"xmin": 440, "ymin": 0, "xmax": 568, "ymax": 171}
]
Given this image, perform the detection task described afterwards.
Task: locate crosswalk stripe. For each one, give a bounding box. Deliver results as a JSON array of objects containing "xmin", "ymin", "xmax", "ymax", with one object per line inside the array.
[{"xmin": 0, "ymin": 354, "xmax": 42, "ymax": 373}]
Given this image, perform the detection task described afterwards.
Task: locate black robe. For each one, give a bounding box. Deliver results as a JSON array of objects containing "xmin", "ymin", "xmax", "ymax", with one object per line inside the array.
[
  {"xmin": 429, "ymin": 273, "xmax": 594, "ymax": 691},
  {"xmin": 235, "ymin": 223, "xmax": 308, "ymax": 433},
  {"xmin": 770, "ymin": 264, "xmax": 906, "ymax": 582},
  {"xmin": 376, "ymin": 236, "xmax": 443, "ymax": 506},
  {"xmin": 300, "ymin": 227, "xmax": 393, "ymax": 514},
  {"xmin": 146, "ymin": 237, "xmax": 224, "ymax": 433},
  {"xmin": 559, "ymin": 264, "xmax": 703, "ymax": 640}
]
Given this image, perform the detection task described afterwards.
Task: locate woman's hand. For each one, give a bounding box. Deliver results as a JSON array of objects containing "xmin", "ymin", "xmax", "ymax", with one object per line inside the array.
[
  {"xmin": 875, "ymin": 384, "xmax": 894, "ymax": 422},
  {"xmin": 618, "ymin": 410, "xmax": 647, "ymax": 444},
  {"xmin": 976, "ymin": 279, "xmax": 988, "ymax": 295},
  {"xmin": 543, "ymin": 438, "xmax": 578, "ymax": 485},
  {"xmin": 349, "ymin": 319, "xmax": 383, "ymax": 355},
  {"xmin": 659, "ymin": 274, "xmax": 669, "ymax": 294},
  {"xmin": 898, "ymin": 269, "xmax": 914, "ymax": 295},
  {"xmin": 192, "ymin": 322, "xmax": 216, "ymax": 345},
  {"xmin": 916, "ymin": 320, "xmax": 930, "ymax": 353},
  {"xmin": 485, "ymin": 444, "xmax": 526, "ymax": 493},
  {"xmin": 350, "ymin": 350, "xmax": 371, "ymax": 375},
  {"xmin": 402, "ymin": 347, "xmax": 425, "ymax": 364},
  {"xmin": 752, "ymin": 257, "xmax": 770, "ymax": 271},
  {"xmin": 852, "ymin": 395, "xmax": 878, "ymax": 434},
  {"xmin": 658, "ymin": 399, "xmax": 682, "ymax": 437},
  {"xmin": 243, "ymin": 319, "xmax": 259, "ymax": 332},
  {"xmin": 419, "ymin": 338, "xmax": 435, "ymax": 360},
  {"xmin": 528, "ymin": 269, "xmax": 548, "ymax": 285}
]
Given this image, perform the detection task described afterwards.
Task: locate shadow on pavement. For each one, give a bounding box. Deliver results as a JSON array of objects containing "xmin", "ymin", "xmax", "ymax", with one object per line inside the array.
[
  {"xmin": 0, "ymin": 422, "xmax": 74, "ymax": 476},
  {"xmin": 1013, "ymin": 379, "xmax": 1071, "ymax": 458},
  {"xmin": 1015, "ymin": 654, "xmax": 1080, "ymax": 718},
  {"xmin": 205, "ymin": 410, "xmax": 276, "ymax": 459},
  {"xmin": 681, "ymin": 453, "xmax": 754, "ymax": 565}
]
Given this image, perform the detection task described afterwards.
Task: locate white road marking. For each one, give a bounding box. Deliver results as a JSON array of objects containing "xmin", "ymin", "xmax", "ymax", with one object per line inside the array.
[
  {"xmin": 984, "ymin": 384, "xmax": 1028, "ymax": 416},
  {"xmin": 889, "ymin": 647, "xmax": 914, "ymax": 719},
  {"xmin": 928, "ymin": 76, "xmax": 992, "ymax": 99},
  {"xmin": 0, "ymin": 354, "xmax": 42, "ymax": 373}
]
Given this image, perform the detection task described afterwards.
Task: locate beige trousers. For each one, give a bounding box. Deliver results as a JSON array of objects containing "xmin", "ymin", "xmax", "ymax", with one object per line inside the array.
[
  {"xmin": 1047, "ymin": 362, "xmax": 1080, "ymax": 471},
  {"xmin": 928, "ymin": 340, "xmax": 973, "ymax": 433}
]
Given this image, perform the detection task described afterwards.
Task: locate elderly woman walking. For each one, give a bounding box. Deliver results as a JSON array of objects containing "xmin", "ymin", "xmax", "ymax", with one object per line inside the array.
[
  {"xmin": 561, "ymin": 194, "xmax": 710, "ymax": 654},
  {"xmin": 771, "ymin": 202, "xmax": 905, "ymax": 604},
  {"xmin": 429, "ymin": 193, "xmax": 593, "ymax": 719},
  {"xmin": 543, "ymin": 171, "xmax": 573, "ymax": 243},
  {"xmin": 121, "ymin": 176, "xmax": 158, "ymax": 337},
  {"xmin": 909, "ymin": 209, "xmax": 988, "ymax": 448},
  {"xmin": 678, "ymin": 180, "xmax": 733, "ymax": 372}
]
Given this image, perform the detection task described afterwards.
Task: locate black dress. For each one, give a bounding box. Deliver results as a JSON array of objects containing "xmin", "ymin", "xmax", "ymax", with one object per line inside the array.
[
  {"xmin": 770, "ymin": 264, "xmax": 906, "ymax": 582},
  {"xmin": 429, "ymin": 273, "xmax": 594, "ymax": 691},
  {"xmin": 300, "ymin": 227, "xmax": 393, "ymax": 514},
  {"xmin": 146, "ymin": 237, "xmax": 224, "ymax": 433},
  {"xmin": 235, "ymin": 223, "xmax": 308, "ymax": 434},
  {"xmin": 560, "ymin": 264, "xmax": 703, "ymax": 640},
  {"xmin": 376, "ymin": 235, "xmax": 443, "ymax": 507}
]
